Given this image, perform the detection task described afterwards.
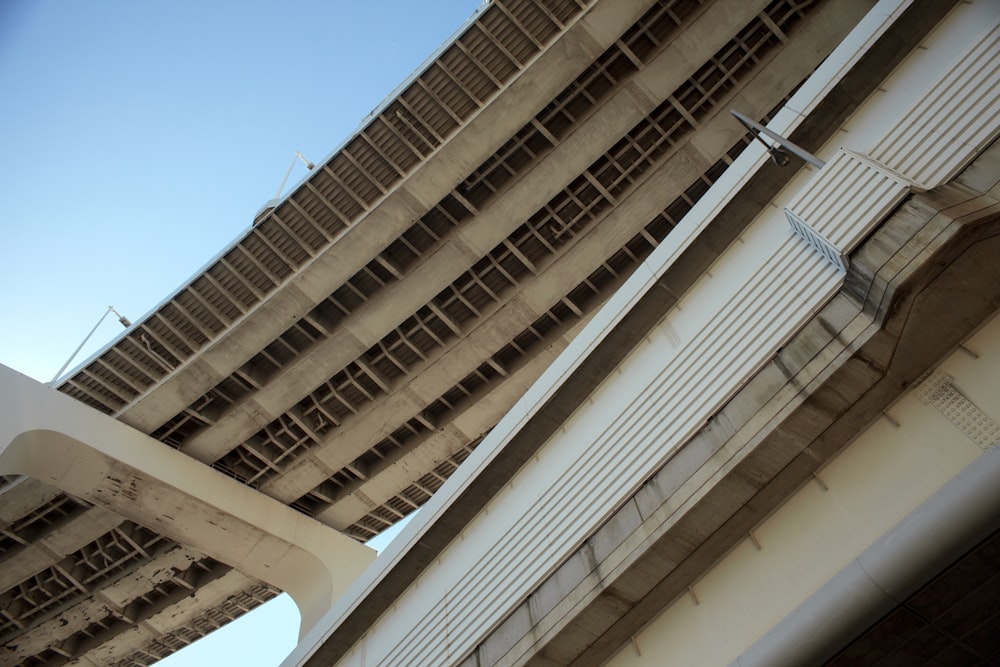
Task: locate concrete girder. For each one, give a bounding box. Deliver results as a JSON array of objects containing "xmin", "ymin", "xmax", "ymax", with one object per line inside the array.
[
  {"xmin": 114, "ymin": 0, "xmax": 660, "ymax": 436},
  {"xmin": 175, "ymin": 0, "xmax": 784, "ymax": 467},
  {"xmin": 285, "ymin": 3, "xmax": 971, "ymax": 662},
  {"xmin": 10, "ymin": 0, "xmax": 973, "ymax": 663},
  {"xmin": 0, "ymin": 545, "xmax": 211, "ymax": 665},
  {"xmin": 509, "ymin": 147, "xmax": 1000, "ymax": 667},
  {"xmin": 585, "ymin": 317, "xmax": 1000, "ymax": 666},
  {"xmin": 316, "ymin": 313, "xmax": 590, "ymax": 531},
  {"xmin": 0, "ymin": 3, "xmax": 694, "ymax": 658},
  {"xmin": 261, "ymin": 293, "xmax": 574, "ymax": 506},
  {"xmin": 0, "ymin": 506, "xmax": 124, "ymax": 593},
  {"xmin": 3, "ymin": 17, "xmax": 840, "ymax": 648},
  {"xmin": 0, "ymin": 477, "xmax": 62, "ymax": 525},
  {"xmin": 73, "ymin": 570, "xmax": 268, "ymax": 667},
  {"xmin": 256, "ymin": 7, "xmax": 844, "ymax": 519},
  {"xmin": 0, "ymin": 369, "xmax": 374, "ymax": 639}
]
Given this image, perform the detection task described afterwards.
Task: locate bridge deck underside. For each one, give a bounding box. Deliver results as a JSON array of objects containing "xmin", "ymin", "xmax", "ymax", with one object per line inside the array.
[
  {"xmin": 521, "ymin": 165, "xmax": 1000, "ymax": 667},
  {"xmin": 0, "ymin": 0, "xmax": 859, "ymax": 664}
]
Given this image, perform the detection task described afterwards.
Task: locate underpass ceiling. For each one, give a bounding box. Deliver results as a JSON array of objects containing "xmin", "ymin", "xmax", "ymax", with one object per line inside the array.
[{"xmin": 0, "ymin": 0, "xmax": 886, "ymax": 663}]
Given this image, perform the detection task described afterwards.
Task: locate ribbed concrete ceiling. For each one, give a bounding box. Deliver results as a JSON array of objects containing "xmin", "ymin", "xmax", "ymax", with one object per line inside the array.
[{"xmin": 0, "ymin": 0, "xmax": 872, "ymax": 663}]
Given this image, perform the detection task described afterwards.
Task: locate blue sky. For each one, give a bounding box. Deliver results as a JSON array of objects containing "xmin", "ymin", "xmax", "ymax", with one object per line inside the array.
[
  {"xmin": 156, "ymin": 518, "xmax": 412, "ymax": 667},
  {"xmin": 0, "ymin": 0, "xmax": 480, "ymax": 383},
  {"xmin": 0, "ymin": 0, "xmax": 472, "ymax": 663}
]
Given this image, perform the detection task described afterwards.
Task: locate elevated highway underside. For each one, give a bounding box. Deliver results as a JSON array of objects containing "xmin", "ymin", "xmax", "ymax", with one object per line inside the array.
[
  {"xmin": 1, "ymin": 0, "xmax": 881, "ymax": 663},
  {"xmin": 506, "ymin": 149, "xmax": 1000, "ymax": 667},
  {"xmin": 285, "ymin": 0, "xmax": 1000, "ymax": 663},
  {"xmin": 292, "ymin": 145, "xmax": 1000, "ymax": 664},
  {"xmin": 0, "ymin": 0, "xmax": 1000, "ymax": 666}
]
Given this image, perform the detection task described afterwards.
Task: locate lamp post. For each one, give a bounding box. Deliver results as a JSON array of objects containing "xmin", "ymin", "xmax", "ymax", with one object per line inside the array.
[
  {"xmin": 730, "ymin": 109, "xmax": 826, "ymax": 169},
  {"xmin": 49, "ymin": 305, "xmax": 131, "ymax": 385},
  {"xmin": 253, "ymin": 151, "xmax": 315, "ymax": 226}
]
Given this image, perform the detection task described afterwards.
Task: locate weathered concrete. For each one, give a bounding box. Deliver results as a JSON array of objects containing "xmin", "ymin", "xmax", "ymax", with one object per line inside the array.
[
  {"xmin": 288, "ymin": 2, "xmax": 946, "ymax": 662},
  {"xmin": 0, "ymin": 366, "xmax": 374, "ymax": 639},
  {"xmin": 596, "ymin": 320, "xmax": 1000, "ymax": 666},
  {"xmin": 516, "ymin": 180, "xmax": 1000, "ymax": 666},
  {"xmin": 115, "ymin": 0, "xmax": 662, "ymax": 436},
  {"xmin": 10, "ymin": 0, "xmax": 989, "ymax": 663},
  {"xmin": 179, "ymin": 0, "xmax": 781, "ymax": 468}
]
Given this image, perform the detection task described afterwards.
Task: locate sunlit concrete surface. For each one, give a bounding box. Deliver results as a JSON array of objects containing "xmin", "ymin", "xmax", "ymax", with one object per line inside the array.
[
  {"xmin": 286, "ymin": 0, "xmax": 1000, "ymax": 664},
  {"xmin": 3, "ymin": 0, "xmax": 998, "ymax": 665},
  {"xmin": 0, "ymin": 364, "xmax": 374, "ymax": 640}
]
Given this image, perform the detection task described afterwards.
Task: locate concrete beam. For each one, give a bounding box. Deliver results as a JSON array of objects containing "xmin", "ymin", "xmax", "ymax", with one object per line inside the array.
[
  {"xmin": 0, "ymin": 367, "xmax": 374, "ymax": 638},
  {"xmin": 0, "ymin": 545, "xmax": 211, "ymax": 665},
  {"xmin": 116, "ymin": 0, "xmax": 661, "ymax": 435},
  {"xmin": 581, "ymin": 343, "xmax": 1000, "ymax": 665},
  {"xmin": 317, "ymin": 315, "xmax": 590, "ymax": 531},
  {"xmin": 72, "ymin": 570, "xmax": 268, "ymax": 667},
  {"xmin": 285, "ymin": 3, "xmax": 976, "ymax": 662},
  {"xmin": 177, "ymin": 0, "xmax": 784, "ymax": 467},
  {"xmin": 514, "ymin": 143, "xmax": 1000, "ymax": 667}
]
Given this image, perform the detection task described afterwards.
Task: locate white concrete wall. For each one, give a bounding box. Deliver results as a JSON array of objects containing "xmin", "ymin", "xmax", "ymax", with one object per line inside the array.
[
  {"xmin": 0, "ymin": 366, "xmax": 375, "ymax": 637},
  {"xmin": 603, "ymin": 308, "xmax": 1000, "ymax": 666},
  {"xmin": 287, "ymin": 1, "xmax": 1000, "ymax": 664}
]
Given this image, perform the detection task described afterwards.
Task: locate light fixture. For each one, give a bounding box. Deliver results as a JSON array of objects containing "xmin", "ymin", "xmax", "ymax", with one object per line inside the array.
[
  {"xmin": 254, "ymin": 151, "xmax": 316, "ymax": 225},
  {"xmin": 730, "ymin": 110, "xmax": 825, "ymax": 169},
  {"xmin": 49, "ymin": 305, "xmax": 131, "ymax": 385}
]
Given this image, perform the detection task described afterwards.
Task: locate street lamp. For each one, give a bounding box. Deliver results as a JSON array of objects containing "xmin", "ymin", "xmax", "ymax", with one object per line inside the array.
[{"xmin": 49, "ymin": 305, "xmax": 131, "ymax": 385}]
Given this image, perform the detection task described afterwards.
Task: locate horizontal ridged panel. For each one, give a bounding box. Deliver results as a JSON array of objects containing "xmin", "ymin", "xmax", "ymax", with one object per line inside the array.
[
  {"xmin": 373, "ymin": 214, "xmax": 843, "ymax": 667},
  {"xmin": 869, "ymin": 22, "xmax": 1000, "ymax": 188},
  {"xmin": 787, "ymin": 149, "xmax": 911, "ymax": 253}
]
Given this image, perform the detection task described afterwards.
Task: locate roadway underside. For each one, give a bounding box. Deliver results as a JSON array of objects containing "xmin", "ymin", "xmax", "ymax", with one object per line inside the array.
[
  {"xmin": 488, "ymin": 133, "xmax": 1000, "ymax": 666},
  {"xmin": 296, "ymin": 3, "xmax": 986, "ymax": 664},
  {"xmin": 3, "ymin": 0, "xmax": 879, "ymax": 663}
]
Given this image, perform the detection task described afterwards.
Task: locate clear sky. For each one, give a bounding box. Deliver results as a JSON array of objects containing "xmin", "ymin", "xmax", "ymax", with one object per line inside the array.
[
  {"xmin": 0, "ymin": 0, "xmax": 481, "ymax": 383},
  {"xmin": 0, "ymin": 0, "xmax": 472, "ymax": 664}
]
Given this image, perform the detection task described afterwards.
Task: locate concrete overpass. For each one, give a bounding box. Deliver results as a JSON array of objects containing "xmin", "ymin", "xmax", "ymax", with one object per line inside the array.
[
  {"xmin": 284, "ymin": 0, "xmax": 1000, "ymax": 664},
  {"xmin": 2, "ymin": 0, "xmax": 998, "ymax": 664}
]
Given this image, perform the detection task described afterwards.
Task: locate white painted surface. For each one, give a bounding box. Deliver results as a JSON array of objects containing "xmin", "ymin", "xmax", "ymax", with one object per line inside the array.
[
  {"xmin": 0, "ymin": 365, "xmax": 375, "ymax": 638},
  {"xmin": 287, "ymin": 1, "xmax": 1000, "ymax": 664},
  {"xmin": 603, "ymin": 309, "xmax": 1000, "ymax": 667}
]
